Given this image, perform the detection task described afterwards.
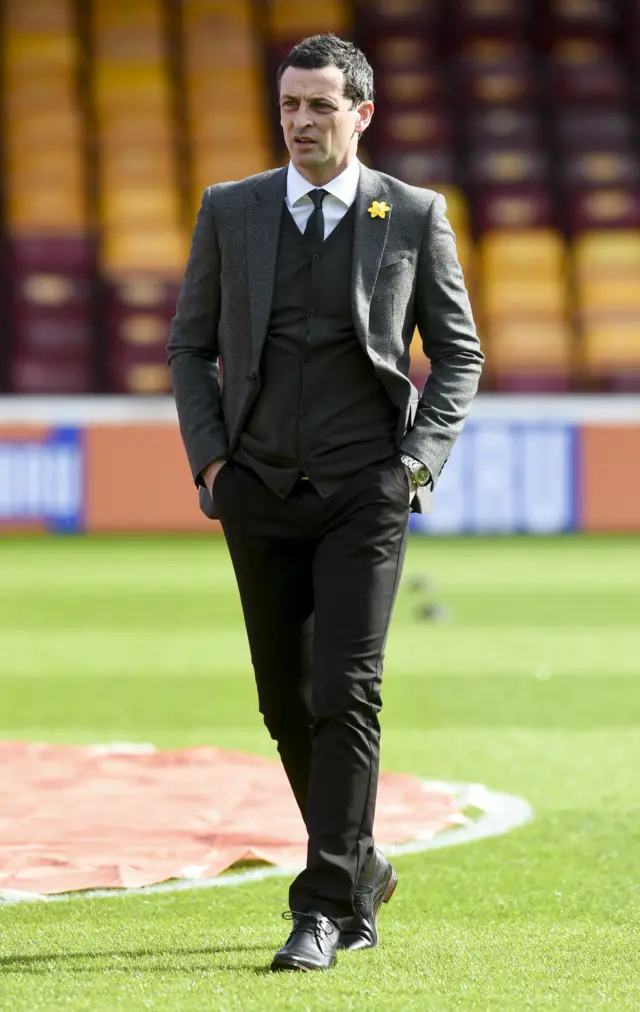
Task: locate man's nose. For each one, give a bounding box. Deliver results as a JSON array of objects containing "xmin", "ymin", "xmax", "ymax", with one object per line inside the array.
[{"xmin": 293, "ymin": 106, "xmax": 313, "ymax": 129}]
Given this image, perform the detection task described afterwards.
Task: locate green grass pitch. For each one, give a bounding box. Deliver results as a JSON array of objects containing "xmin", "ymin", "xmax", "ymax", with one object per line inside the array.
[{"xmin": 0, "ymin": 534, "xmax": 639, "ymax": 1011}]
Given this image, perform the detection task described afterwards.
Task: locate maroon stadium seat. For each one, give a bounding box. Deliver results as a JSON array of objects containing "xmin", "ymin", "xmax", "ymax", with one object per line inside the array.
[
  {"xmin": 456, "ymin": 40, "xmax": 537, "ymax": 104},
  {"xmin": 561, "ymin": 151, "xmax": 640, "ymax": 190},
  {"xmin": 10, "ymin": 268, "xmax": 95, "ymax": 394},
  {"xmin": 373, "ymin": 107, "xmax": 453, "ymax": 149},
  {"xmin": 374, "ymin": 68, "xmax": 446, "ymax": 108},
  {"xmin": 365, "ymin": 33, "xmax": 434, "ymax": 71},
  {"xmin": 538, "ymin": 0, "xmax": 617, "ymax": 47},
  {"xmin": 473, "ymin": 185, "xmax": 556, "ymax": 233},
  {"xmin": 376, "ymin": 149, "xmax": 457, "ymax": 188},
  {"xmin": 570, "ymin": 188, "xmax": 640, "ymax": 231},
  {"xmin": 466, "ymin": 106, "xmax": 542, "ymax": 148},
  {"xmin": 10, "ymin": 234, "xmax": 95, "ymax": 275},
  {"xmin": 554, "ymin": 108, "xmax": 635, "ymax": 151},
  {"xmin": 449, "ymin": 0, "xmax": 529, "ymax": 37},
  {"xmin": 547, "ymin": 38, "xmax": 628, "ymax": 103},
  {"xmin": 106, "ymin": 277, "xmax": 178, "ymax": 394},
  {"xmin": 467, "ymin": 147, "xmax": 549, "ymax": 187},
  {"xmin": 11, "ymin": 355, "xmax": 94, "ymax": 394},
  {"xmin": 353, "ymin": 0, "xmax": 439, "ymax": 29}
]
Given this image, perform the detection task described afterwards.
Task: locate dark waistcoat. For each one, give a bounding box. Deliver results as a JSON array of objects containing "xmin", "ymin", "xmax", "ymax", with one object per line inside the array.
[{"xmin": 232, "ymin": 202, "xmax": 398, "ymax": 497}]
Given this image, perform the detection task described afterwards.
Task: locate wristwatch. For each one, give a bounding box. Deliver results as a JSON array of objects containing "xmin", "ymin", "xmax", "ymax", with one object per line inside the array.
[{"xmin": 400, "ymin": 454, "xmax": 431, "ymax": 488}]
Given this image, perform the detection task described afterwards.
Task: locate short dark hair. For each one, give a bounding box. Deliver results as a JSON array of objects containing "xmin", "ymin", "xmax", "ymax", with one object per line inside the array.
[{"xmin": 277, "ymin": 33, "xmax": 374, "ymax": 106}]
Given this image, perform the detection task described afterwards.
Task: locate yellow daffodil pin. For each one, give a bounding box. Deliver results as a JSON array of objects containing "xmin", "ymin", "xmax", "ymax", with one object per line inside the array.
[{"xmin": 368, "ymin": 200, "xmax": 391, "ymax": 219}]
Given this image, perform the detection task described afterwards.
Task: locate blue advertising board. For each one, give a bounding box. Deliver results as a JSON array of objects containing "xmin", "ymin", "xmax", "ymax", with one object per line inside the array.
[
  {"xmin": 0, "ymin": 427, "xmax": 84, "ymax": 532},
  {"xmin": 410, "ymin": 421, "xmax": 578, "ymax": 535}
]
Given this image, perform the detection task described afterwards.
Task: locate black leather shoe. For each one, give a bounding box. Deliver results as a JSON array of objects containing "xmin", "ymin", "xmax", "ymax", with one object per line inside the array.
[
  {"xmin": 339, "ymin": 848, "xmax": 398, "ymax": 951},
  {"xmin": 271, "ymin": 910, "xmax": 340, "ymax": 972}
]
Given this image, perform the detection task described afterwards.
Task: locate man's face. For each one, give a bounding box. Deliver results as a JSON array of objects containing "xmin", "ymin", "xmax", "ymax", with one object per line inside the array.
[{"xmin": 279, "ymin": 65, "xmax": 373, "ymax": 183}]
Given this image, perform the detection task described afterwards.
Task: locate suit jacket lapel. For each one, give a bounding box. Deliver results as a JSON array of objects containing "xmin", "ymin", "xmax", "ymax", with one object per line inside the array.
[
  {"xmin": 351, "ymin": 162, "xmax": 392, "ymax": 352},
  {"xmin": 245, "ymin": 167, "xmax": 287, "ymax": 365}
]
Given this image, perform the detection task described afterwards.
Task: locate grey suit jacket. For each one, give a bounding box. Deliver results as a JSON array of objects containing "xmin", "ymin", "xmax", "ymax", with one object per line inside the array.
[{"xmin": 167, "ymin": 162, "xmax": 484, "ymax": 518}]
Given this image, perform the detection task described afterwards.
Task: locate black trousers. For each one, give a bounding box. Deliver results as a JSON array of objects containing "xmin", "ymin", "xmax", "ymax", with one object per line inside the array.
[{"xmin": 213, "ymin": 455, "xmax": 409, "ymax": 928}]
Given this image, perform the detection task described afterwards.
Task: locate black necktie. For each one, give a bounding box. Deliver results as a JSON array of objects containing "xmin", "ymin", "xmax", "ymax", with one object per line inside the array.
[{"xmin": 304, "ymin": 188, "xmax": 327, "ymax": 244}]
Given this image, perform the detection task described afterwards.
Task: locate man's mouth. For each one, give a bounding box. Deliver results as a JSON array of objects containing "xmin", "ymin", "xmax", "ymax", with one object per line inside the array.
[{"xmin": 294, "ymin": 137, "xmax": 316, "ymax": 147}]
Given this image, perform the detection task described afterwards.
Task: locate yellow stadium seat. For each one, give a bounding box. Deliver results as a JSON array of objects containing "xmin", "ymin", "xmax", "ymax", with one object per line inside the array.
[
  {"xmin": 482, "ymin": 278, "xmax": 568, "ymax": 316},
  {"xmin": 183, "ymin": 4, "xmax": 257, "ymax": 69},
  {"xmin": 3, "ymin": 70, "xmax": 75, "ymax": 108},
  {"xmin": 100, "ymin": 151, "xmax": 177, "ymax": 187},
  {"xmin": 4, "ymin": 108, "xmax": 80, "ymax": 148},
  {"xmin": 120, "ymin": 314, "xmax": 168, "ymax": 346},
  {"xmin": 573, "ymin": 231, "xmax": 640, "ymax": 281},
  {"xmin": 101, "ymin": 187, "xmax": 181, "ymax": 226},
  {"xmin": 94, "ymin": 26, "xmax": 165, "ymax": 63},
  {"xmin": 182, "ymin": 0, "xmax": 252, "ymax": 14},
  {"xmin": 454, "ymin": 232, "xmax": 475, "ymax": 284},
  {"xmin": 267, "ymin": 0, "xmax": 348, "ymax": 36},
  {"xmin": 437, "ymin": 186, "xmax": 469, "ymax": 236},
  {"xmin": 94, "ymin": 65, "xmax": 170, "ymax": 110},
  {"xmin": 101, "ymin": 227, "xmax": 190, "ymax": 277},
  {"xmin": 96, "ymin": 113, "xmax": 173, "ymax": 147},
  {"xmin": 3, "ymin": 33, "xmax": 76, "ymax": 73},
  {"xmin": 93, "ymin": 0, "xmax": 162, "ymax": 31},
  {"xmin": 8, "ymin": 160, "xmax": 83, "ymax": 192},
  {"xmin": 480, "ymin": 230, "xmax": 567, "ymax": 279},
  {"xmin": 6, "ymin": 143, "xmax": 82, "ymax": 175},
  {"xmin": 576, "ymin": 280, "xmax": 640, "ymax": 314},
  {"xmin": 190, "ymin": 108, "xmax": 268, "ymax": 146},
  {"xmin": 193, "ymin": 149, "xmax": 271, "ymax": 193},
  {"xmin": 125, "ymin": 364, "xmax": 172, "ymax": 395},
  {"xmin": 582, "ymin": 318, "xmax": 640, "ymax": 371},
  {"xmin": 8, "ymin": 188, "xmax": 86, "ymax": 230},
  {"xmin": 485, "ymin": 318, "xmax": 573, "ymax": 371},
  {"xmin": 5, "ymin": 0, "xmax": 73, "ymax": 34},
  {"xmin": 410, "ymin": 327, "xmax": 431, "ymax": 375},
  {"xmin": 185, "ymin": 67, "xmax": 264, "ymax": 106}
]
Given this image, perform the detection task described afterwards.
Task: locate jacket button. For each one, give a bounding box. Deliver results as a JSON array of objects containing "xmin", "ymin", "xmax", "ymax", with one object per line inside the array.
[
  {"xmin": 246, "ymin": 372, "xmax": 257, "ymax": 382},
  {"xmin": 308, "ymin": 308, "xmax": 316, "ymax": 317},
  {"xmin": 312, "ymin": 253, "xmax": 321, "ymax": 262}
]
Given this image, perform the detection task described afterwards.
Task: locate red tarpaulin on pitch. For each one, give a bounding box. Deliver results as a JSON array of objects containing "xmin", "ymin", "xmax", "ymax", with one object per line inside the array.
[{"xmin": 0, "ymin": 742, "xmax": 459, "ymax": 895}]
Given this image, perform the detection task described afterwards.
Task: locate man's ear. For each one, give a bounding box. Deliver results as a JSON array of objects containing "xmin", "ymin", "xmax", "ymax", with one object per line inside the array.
[{"xmin": 355, "ymin": 101, "xmax": 374, "ymax": 134}]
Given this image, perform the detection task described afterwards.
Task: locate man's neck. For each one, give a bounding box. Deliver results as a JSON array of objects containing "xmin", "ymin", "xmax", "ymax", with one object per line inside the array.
[{"xmin": 295, "ymin": 156, "xmax": 357, "ymax": 188}]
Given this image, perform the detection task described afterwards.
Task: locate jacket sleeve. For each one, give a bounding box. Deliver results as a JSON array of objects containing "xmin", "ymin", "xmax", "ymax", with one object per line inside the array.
[
  {"xmin": 400, "ymin": 193, "xmax": 484, "ymax": 485},
  {"xmin": 167, "ymin": 187, "xmax": 228, "ymax": 486}
]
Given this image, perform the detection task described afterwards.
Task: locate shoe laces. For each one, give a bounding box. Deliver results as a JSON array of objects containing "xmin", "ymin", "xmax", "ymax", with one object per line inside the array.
[{"xmin": 282, "ymin": 911, "xmax": 337, "ymax": 952}]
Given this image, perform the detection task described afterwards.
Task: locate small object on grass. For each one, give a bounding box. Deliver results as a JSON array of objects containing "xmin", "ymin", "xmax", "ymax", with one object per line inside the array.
[
  {"xmin": 405, "ymin": 573, "xmax": 435, "ymax": 593},
  {"xmin": 416, "ymin": 602, "xmax": 451, "ymax": 623},
  {"xmin": 535, "ymin": 663, "xmax": 553, "ymax": 681}
]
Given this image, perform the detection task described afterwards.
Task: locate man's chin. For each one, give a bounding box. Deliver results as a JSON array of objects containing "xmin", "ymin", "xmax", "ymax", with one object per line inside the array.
[{"xmin": 291, "ymin": 147, "xmax": 323, "ymax": 166}]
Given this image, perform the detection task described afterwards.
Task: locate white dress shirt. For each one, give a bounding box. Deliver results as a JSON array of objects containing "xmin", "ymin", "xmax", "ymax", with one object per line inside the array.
[{"xmin": 286, "ymin": 159, "xmax": 360, "ymax": 239}]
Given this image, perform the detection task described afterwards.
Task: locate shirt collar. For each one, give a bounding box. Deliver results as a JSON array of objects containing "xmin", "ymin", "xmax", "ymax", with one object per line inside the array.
[{"xmin": 286, "ymin": 159, "xmax": 361, "ymax": 208}]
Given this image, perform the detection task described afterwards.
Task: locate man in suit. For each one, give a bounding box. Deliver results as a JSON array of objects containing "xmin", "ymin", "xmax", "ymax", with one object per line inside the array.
[{"xmin": 168, "ymin": 34, "xmax": 483, "ymax": 972}]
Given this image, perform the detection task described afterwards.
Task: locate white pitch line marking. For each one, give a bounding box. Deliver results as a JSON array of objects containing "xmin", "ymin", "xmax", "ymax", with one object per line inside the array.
[{"xmin": 0, "ymin": 781, "xmax": 534, "ymax": 905}]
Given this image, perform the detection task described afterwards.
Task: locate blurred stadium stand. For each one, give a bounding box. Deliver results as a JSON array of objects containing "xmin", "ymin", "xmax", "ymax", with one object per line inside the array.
[{"xmin": 0, "ymin": 0, "xmax": 638, "ymax": 395}]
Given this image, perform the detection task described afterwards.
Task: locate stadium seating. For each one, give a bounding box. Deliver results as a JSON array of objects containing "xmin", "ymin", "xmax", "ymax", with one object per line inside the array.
[
  {"xmin": 479, "ymin": 230, "xmax": 573, "ymax": 390},
  {"xmin": 0, "ymin": 0, "xmax": 638, "ymax": 394},
  {"xmin": 573, "ymin": 230, "xmax": 640, "ymax": 389},
  {"xmin": 2, "ymin": 0, "xmax": 94, "ymax": 393},
  {"xmin": 91, "ymin": 0, "xmax": 188, "ymax": 393},
  {"xmin": 181, "ymin": 0, "xmax": 271, "ymax": 219}
]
